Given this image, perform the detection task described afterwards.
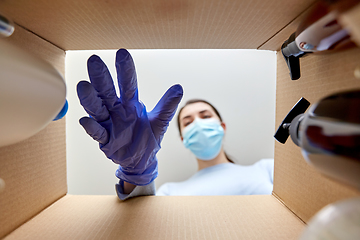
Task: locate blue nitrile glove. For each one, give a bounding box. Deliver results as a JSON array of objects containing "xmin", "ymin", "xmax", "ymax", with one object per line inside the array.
[{"xmin": 77, "ymin": 49, "xmax": 183, "ymax": 186}]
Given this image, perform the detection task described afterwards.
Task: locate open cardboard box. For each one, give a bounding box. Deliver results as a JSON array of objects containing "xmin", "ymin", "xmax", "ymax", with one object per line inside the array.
[{"xmin": 1, "ymin": 1, "xmax": 360, "ymax": 239}]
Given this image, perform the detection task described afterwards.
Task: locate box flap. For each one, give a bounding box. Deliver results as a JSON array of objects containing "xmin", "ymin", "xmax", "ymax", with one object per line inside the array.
[
  {"xmin": 259, "ymin": 2, "xmax": 360, "ymax": 51},
  {"xmin": 4, "ymin": 195, "xmax": 304, "ymax": 240},
  {"xmin": 273, "ymin": 47, "xmax": 360, "ymax": 223},
  {"xmin": 0, "ymin": 0, "xmax": 315, "ymax": 50},
  {"xmin": 259, "ymin": 6, "xmax": 313, "ymax": 51},
  {"xmin": 0, "ymin": 25, "xmax": 67, "ymax": 239}
]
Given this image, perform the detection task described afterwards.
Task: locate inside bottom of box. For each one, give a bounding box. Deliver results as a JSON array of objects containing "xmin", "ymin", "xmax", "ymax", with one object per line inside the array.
[{"xmin": 4, "ymin": 195, "xmax": 304, "ymax": 240}]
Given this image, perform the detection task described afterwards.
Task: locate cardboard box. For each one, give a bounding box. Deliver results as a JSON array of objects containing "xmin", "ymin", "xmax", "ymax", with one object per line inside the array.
[{"xmin": 0, "ymin": 1, "xmax": 359, "ymax": 239}]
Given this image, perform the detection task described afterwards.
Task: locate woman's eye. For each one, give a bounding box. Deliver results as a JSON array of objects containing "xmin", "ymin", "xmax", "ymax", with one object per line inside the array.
[
  {"xmin": 184, "ymin": 122, "xmax": 191, "ymax": 127},
  {"xmin": 203, "ymin": 115, "xmax": 211, "ymax": 119}
]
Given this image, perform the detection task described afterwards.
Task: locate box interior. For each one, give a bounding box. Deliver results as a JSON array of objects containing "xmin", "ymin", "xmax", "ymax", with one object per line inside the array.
[
  {"xmin": 1, "ymin": 0, "xmax": 360, "ymax": 239},
  {"xmin": 4, "ymin": 195, "xmax": 305, "ymax": 240}
]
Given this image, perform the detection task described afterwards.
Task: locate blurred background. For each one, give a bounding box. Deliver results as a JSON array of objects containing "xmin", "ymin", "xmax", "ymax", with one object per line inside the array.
[{"xmin": 65, "ymin": 49, "xmax": 276, "ymax": 195}]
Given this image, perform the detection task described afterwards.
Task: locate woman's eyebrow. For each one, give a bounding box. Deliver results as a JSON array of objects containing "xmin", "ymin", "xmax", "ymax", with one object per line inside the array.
[
  {"xmin": 181, "ymin": 115, "xmax": 192, "ymax": 121},
  {"xmin": 199, "ymin": 110, "xmax": 211, "ymax": 114},
  {"xmin": 181, "ymin": 109, "xmax": 211, "ymax": 122}
]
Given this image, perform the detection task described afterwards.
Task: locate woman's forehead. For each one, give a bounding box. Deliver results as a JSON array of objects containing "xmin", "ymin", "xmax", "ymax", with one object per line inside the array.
[{"xmin": 180, "ymin": 102, "xmax": 215, "ymax": 119}]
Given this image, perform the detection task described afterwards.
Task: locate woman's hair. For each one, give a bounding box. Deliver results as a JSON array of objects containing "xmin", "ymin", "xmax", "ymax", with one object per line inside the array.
[
  {"xmin": 177, "ymin": 99, "xmax": 223, "ymax": 134},
  {"xmin": 177, "ymin": 99, "xmax": 234, "ymax": 163}
]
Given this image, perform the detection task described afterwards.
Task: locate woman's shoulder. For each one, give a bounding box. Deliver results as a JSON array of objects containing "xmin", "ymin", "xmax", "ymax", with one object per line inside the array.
[
  {"xmin": 225, "ymin": 159, "xmax": 274, "ymax": 170},
  {"xmin": 230, "ymin": 159, "xmax": 274, "ymax": 179},
  {"xmin": 156, "ymin": 180, "xmax": 191, "ymax": 196},
  {"xmin": 253, "ymin": 158, "xmax": 274, "ymax": 168},
  {"xmin": 252, "ymin": 158, "xmax": 274, "ymax": 183},
  {"xmin": 156, "ymin": 182, "xmax": 173, "ymax": 196}
]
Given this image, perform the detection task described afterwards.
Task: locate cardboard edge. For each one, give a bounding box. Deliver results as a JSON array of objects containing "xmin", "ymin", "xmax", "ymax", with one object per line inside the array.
[
  {"xmin": 13, "ymin": 23, "xmax": 65, "ymax": 51},
  {"xmin": 272, "ymin": 192, "xmax": 306, "ymax": 225},
  {"xmin": 2, "ymin": 193, "xmax": 67, "ymax": 239},
  {"xmin": 3, "ymin": 24, "xmax": 66, "ymax": 76},
  {"xmin": 258, "ymin": 2, "xmax": 316, "ymax": 51}
]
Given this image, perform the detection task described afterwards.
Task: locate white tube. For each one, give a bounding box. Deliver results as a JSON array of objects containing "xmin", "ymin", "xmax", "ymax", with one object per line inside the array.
[{"xmin": 0, "ymin": 39, "xmax": 66, "ymax": 147}]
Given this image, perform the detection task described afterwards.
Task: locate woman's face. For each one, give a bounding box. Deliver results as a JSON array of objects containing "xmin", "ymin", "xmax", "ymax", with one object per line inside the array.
[{"xmin": 179, "ymin": 102, "xmax": 224, "ymax": 138}]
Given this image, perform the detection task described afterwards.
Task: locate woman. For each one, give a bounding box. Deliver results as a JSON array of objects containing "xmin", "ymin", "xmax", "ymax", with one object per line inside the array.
[
  {"xmin": 77, "ymin": 49, "xmax": 273, "ymax": 200},
  {"xmin": 156, "ymin": 99, "xmax": 274, "ymax": 196}
]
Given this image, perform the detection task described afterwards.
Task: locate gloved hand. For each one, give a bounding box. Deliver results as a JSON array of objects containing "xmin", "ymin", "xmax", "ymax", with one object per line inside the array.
[{"xmin": 77, "ymin": 49, "xmax": 183, "ymax": 186}]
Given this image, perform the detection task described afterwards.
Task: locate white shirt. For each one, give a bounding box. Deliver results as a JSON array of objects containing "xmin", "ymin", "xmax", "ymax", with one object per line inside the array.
[{"xmin": 156, "ymin": 159, "xmax": 274, "ymax": 196}]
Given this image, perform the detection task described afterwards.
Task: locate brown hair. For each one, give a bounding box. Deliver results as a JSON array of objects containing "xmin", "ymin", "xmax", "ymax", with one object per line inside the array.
[{"xmin": 177, "ymin": 99, "xmax": 234, "ymax": 163}]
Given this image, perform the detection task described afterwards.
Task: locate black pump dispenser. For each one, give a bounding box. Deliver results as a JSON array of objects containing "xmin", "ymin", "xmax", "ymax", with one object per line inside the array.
[{"xmin": 274, "ymin": 97, "xmax": 310, "ymax": 144}]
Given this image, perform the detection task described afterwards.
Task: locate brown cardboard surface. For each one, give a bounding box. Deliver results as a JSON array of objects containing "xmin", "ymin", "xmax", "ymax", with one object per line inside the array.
[
  {"xmin": 259, "ymin": 7, "xmax": 312, "ymax": 51},
  {"xmin": 3, "ymin": 24, "xmax": 65, "ymax": 75},
  {"xmin": 0, "ymin": 0, "xmax": 315, "ymax": 50},
  {"xmin": 274, "ymin": 47, "xmax": 360, "ymax": 223},
  {"xmin": 0, "ymin": 120, "xmax": 67, "ymax": 239},
  {"xmin": 0, "ymin": 26, "xmax": 66, "ymax": 238},
  {"xmin": 259, "ymin": 2, "xmax": 360, "ymax": 51},
  {"xmin": 4, "ymin": 195, "xmax": 305, "ymax": 240},
  {"xmin": 1, "ymin": 0, "xmax": 359, "ymax": 238}
]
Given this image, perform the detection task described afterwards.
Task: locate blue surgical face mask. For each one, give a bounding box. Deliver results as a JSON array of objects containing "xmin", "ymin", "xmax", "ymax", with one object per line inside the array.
[{"xmin": 182, "ymin": 118, "xmax": 224, "ymax": 160}]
